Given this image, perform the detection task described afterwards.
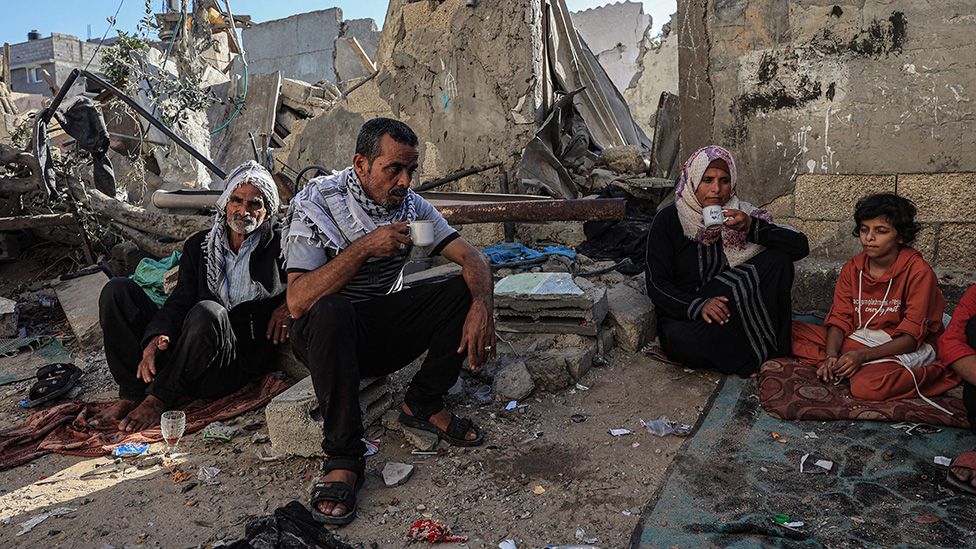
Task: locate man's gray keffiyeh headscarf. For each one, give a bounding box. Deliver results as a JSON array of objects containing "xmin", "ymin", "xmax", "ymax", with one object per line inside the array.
[{"xmin": 204, "ymin": 161, "xmax": 280, "ymax": 307}]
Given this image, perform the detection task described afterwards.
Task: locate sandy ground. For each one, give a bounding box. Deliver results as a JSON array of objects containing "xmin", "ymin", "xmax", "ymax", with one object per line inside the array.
[{"xmin": 0, "ymin": 344, "xmax": 721, "ymax": 548}]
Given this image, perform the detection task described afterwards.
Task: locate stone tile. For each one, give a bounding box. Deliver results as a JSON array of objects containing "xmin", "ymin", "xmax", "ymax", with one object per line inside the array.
[
  {"xmin": 794, "ymin": 174, "xmax": 896, "ymax": 220},
  {"xmin": 606, "ymin": 282, "xmax": 655, "ymax": 352},
  {"xmin": 936, "ymin": 223, "xmax": 976, "ymax": 272},
  {"xmin": 898, "ymin": 172, "xmax": 976, "ymax": 222},
  {"xmin": 912, "ymin": 223, "xmax": 937, "ymax": 264},
  {"xmin": 764, "ymin": 193, "xmax": 794, "ymax": 217},
  {"xmin": 55, "ymin": 272, "xmax": 109, "ymax": 349}
]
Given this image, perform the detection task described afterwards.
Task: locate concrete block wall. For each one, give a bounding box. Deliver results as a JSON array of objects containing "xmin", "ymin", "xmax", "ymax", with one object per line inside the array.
[{"xmin": 774, "ymin": 172, "xmax": 976, "ymax": 272}]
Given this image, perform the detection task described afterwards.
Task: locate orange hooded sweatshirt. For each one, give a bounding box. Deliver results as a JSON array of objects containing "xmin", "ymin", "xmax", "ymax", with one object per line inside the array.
[{"xmin": 825, "ymin": 246, "xmax": 944, "ymax": 348}]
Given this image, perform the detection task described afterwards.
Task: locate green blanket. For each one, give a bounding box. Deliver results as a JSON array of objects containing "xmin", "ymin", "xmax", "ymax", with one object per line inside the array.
[{"xmin": 130, "ymin": 251, "xmax": 182, "ymax": 307}]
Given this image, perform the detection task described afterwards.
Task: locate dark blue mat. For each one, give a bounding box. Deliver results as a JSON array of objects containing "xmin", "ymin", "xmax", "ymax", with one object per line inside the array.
[{"xmin": 632, "ymin": 376, "xmax": 976, "ymax": 548}]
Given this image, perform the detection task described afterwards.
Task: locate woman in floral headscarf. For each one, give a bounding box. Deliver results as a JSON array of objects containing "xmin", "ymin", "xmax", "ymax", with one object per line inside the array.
[{"xmin": 644, "ymin": 146, "xmax": 809, "ymax": 376}]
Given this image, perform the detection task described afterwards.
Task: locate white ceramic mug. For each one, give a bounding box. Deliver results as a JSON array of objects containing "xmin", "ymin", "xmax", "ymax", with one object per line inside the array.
[
  {"xmin": 702, "ymin": 205, "xmax": 726, "ymax": 228},
  {"xmin": 410, "ymin": 220, "xmax": 435, "ymax": 246}
]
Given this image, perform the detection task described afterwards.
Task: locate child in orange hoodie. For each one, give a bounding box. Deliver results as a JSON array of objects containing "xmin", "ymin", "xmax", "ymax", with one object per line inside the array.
[{"xmin": 792, "ymin": 194, "xmax": 960, "ymax": 406}]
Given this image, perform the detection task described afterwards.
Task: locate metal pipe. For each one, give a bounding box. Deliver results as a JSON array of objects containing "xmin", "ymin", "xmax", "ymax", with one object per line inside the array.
[
  {"xmin": 414, "ymin": 161, "xmax": 503, "ymax": 192},
  {"xmin": 151, "ymin": 189, "xmax": 222, "ymax": 210},
  {"xmin": 438, "ymin": 198, "xmax": 625, "ymax": 225}
]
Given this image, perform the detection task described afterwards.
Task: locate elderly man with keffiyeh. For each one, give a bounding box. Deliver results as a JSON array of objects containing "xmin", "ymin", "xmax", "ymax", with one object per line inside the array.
[
  {"xmin": 95, "ymin": 161, "xmax": 289, "ymax": 431},
  {"xmin": 645, "ymin": 145, "xmax": 810, "ymax": 377},
  {"xmin": 283, "ymin": 118, "xmax": 494, "ymax": 526}
]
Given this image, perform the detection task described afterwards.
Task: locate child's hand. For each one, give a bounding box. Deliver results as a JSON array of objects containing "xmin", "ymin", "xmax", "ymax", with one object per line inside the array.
[
  {"xmin": 834, "ymin": 350, "xmax": 866, "ymax": 378},
  {"xmin": 817, "ymin": 356, "xmax": 838, "ymax": 383}
]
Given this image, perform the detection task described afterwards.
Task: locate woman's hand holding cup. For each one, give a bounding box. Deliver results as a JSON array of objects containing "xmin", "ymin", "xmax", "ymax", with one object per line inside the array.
[
  {"xmin": 722, "ymin": 208, "xmax": 752, "ymax": 232},
  {"xmin": 701, "ymin": 296, "xmax": 731, "ymax": 325}
]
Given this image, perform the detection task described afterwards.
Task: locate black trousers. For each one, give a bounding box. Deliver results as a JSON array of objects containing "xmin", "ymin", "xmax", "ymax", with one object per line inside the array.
[
  {"xmin": 98, "ymin": 277, "xmax": 266, "ymax": 407},
  {"xmin": 659, "ymin": 249, "xmax": 796, "ymax": 377},
  {"xmin": 964, "ymin": 317, "xmax": 976, "ymax": 426},
  {"xmin": 290, "ymin": 275, "xmax": 472, "ymax": 458}
]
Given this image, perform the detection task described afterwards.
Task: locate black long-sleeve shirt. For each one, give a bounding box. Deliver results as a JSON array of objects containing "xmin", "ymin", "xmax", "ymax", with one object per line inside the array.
[{"xmin": 644, "ymin": 204, "xmax": 809, "ymax": 321}]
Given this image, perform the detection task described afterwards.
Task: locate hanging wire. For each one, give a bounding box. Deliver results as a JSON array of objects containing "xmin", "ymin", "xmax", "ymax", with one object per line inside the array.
[{"xmin": 83, "ymin": 0, "xmax": 127, "ymax": 72}]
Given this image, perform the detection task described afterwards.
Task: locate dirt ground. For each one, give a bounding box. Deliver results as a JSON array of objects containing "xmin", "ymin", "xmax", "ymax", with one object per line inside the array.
[{"xmin": 0, "ymin": 343, "xmax": 720, "ymax": 548}]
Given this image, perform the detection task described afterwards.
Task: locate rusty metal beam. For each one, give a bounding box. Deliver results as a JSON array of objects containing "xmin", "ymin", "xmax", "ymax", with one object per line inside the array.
[{"xmin": 438, "ymin": 198, "xmax": 625, "ymax": 225}]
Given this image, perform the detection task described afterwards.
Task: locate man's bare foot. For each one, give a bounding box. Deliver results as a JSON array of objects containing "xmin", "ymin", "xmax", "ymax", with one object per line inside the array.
[
  {"xmin": 950, "ymin": 465, "xmax": 976, "ymax": 490},
  {"xmin": 315, "ymin": 469, "xmax": 358, "ymax": 518},
  {"xmin": 119, "ymin": 395, "xmax": 166, "ymax": 432},
  {"xmin": 90, "ymin": 399, "xmax": 141, "ymax": 426},
  {"xmin": 401, "ymin": 403, "xmax": 478, "ymax": 441}
]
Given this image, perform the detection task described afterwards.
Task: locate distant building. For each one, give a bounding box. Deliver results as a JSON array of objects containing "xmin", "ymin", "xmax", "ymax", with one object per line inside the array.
[{"xmin": 7, "ymin": 30, "xmax": 107, "ymax": 96}]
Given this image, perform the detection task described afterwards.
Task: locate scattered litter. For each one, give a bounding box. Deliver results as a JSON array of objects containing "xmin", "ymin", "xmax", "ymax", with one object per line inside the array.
[
  {"xmin": 773, "ymin": 514, "xmax": 790, "ymax": 524},
  {"xmin": 202, "ymin": 421, "xmax": 238, "ymax": 442},
  {"xmin": 609, "ymin": 428, "xmax": 632, "ymax": 437},
  {"xmin": 783, "ymin": 521, "xmax": 805, "ymax": 529},
  {"xmin": 112, "ymin": 442, "xmax": 149, "ymax": 457},
  {"xmin": 498, "ymin": 540, "xmax": 517, "ymax": 549},
  {"xmin": 171, "ymin": 470, "xmax": 191, "ymax": 483},
  {"xmin": 250, "ymin": 433, "xmax": 270, "ymax": 444},
  {"xmin": 639, "ymin": 417, "xmax": 691, "ymax": 437},
  {"xmin": 770, "ymin": 432, "xmax": 781, "ymax": 439},
  {"xmin": 472, "ymin": 384, "xmax": 493, "ymax": 403},
  {"xmin": 682, "ymin": 368, "xmax": 694, "ymax": 373},
  {"xmin": 934, "ymin": 456, "xmax": 952, "ymax": 466},
  {"xmin": 571, "ymin": 414, "xmax": 586, "ymax": 423},
  {"xmin": 505, "ymin": 401, "xmax": 518, "ymax": 410},
  {"xmin": 533, "ymin": 485, "xmax": 546, "ymax": 495},
  {"xmin": 363, "ymin": 439, "xmax": 381, "ymax": 457},
  {"xmin": 574, "ymin": 383, "xmax": 589, "ymax": 391},
  {"xmin": 16, "ymin": 507, "xmax": 74, "ymax": 536},
  {"xmin": 575, "ymin": 527, "xmax": 598, "ymax": 544},
  {"xmin": 892, "ymin": 422, "xmax": 943, "ymax": 436},
  {"xmin": 631, "ymin": 442, "xmax": 640, "ymax": 448},
  {"xmin": 255, "ymin": 444, "xmax": 283, "ymax": 462},
  {"xmin": 411, "ymin": 450, "xmax": 439, "ymax": 456},
  {"xmin": 405, "ymin": 519, "xmax": 468, "ymax": 543},
  {"xmin": 913, "ymin": 513, "xmax": 940, "ymax": 524},
  {"xmin": 799, "ymin": 454, "xmax": 834, "ymax": 474},
  {"xmin": 804, "ymin": 432, "xmax": 818, "ymax": 439},
  {"xmin": 197, "ymin": 466, "xmax": 220, "ymax": 483}
]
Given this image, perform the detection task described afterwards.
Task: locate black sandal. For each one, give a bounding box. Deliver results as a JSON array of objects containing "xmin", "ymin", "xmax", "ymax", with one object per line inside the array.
[
  {"xmin": 398, "ymin": 402, "xmax": 485, "ymax": 447},
  {"xmin": 28, "ymin": 363, "xmax": 82, "ymax": 408},
  {"xmin": 309, "ymin": 456, "xmax": 365, "ymax": 526}
]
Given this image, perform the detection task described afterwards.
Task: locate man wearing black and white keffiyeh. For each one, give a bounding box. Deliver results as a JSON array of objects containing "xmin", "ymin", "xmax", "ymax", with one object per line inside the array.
[{"xmin": 95, "ymin": 161, "xmax": 289, "ymax": 432}]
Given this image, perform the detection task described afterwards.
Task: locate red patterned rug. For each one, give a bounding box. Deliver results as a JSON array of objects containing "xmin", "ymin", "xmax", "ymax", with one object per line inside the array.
[{"xmin": 758, "ymin": 358, "xmax": 970, "ymax": 428}]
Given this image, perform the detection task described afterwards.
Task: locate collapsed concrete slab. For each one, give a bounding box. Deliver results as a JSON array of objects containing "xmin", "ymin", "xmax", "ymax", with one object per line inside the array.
[
  {"xmin": 496, "ymin": 331, "xmax": 600, "ymax": 391},
  {"xmin": 266, "ymin": 375, "xmax": 391, "ymax": 457},
  {"xmin": 495, "ymin": 273, "xmax": 608, "ymax": 336},
  {"xmin": 55, "ymin": 271, "xmax": 109, "ymax": 349}
]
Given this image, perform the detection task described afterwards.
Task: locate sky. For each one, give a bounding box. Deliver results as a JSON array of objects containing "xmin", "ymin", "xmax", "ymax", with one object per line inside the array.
[{"xmin": 0, "ymin": 0, "xmax": 676, "ymax": 47}]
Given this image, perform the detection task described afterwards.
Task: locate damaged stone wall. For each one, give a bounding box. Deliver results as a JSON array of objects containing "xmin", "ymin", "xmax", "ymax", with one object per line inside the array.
[
  {"xmin": 623, "ymin": 16, "xmax": 679, "ymax": 136},
  {"xmin": 242, "ymin": 8, "xmax": 381, "ymax": 85},
  {"xmin": 286, "ymin": 0, "xmax": 544, "ymax": 191},
  {"xmin": 678, "ymin": 1, "xmax": 976, "ymax": 271}
]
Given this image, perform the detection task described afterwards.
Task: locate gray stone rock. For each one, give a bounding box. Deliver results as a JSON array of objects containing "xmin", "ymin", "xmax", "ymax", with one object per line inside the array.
[
  {"xmin": 606, "ymin": 282, "xmax": 655, "ymax": 352},
  {"xmin": 0, "ymin": 297, "xmax": 17, "ymax": 337},
  {"xmin": 55, "ymin": 272, "xmax": 109, "ymax": 349},
  {"xmin": 382, "ymin": 462, "xmax": 415, "ymax": 487},
  {"xmin": 491, "ymin": 357, "xmax": 534, "ymax": 400}
]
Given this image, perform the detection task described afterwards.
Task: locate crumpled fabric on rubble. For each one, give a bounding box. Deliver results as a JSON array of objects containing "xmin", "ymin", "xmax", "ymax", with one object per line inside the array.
[
  {"xmin": 129, "ymin": 250, "xmax": 182, "ymax": 306},
  {"xmin": 226, "ymin": 500, "xmax": 353, "ymax": 549},
  {"xmin": 482, "ymin": 242, "xmax": 576, "ymax": 268},
  {"xmin": 0, "ymin": 373, "xmax": 290, "ymax": 471},
  {"xmin": 54, "ymin": 96, "xmax": 116, "ymax": 196},
  {"xmin": 405, "ymin": 519, "xmax": 469, "ymax": 543}
]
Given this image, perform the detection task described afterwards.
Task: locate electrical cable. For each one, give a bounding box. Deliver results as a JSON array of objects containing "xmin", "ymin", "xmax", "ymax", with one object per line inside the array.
[{"xmin": 83, "ymin": 0, "xmax": 126, "ymax": 72}]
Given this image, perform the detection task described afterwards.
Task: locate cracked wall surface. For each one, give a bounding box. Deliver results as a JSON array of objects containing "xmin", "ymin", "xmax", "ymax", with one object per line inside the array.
[
  {"xmin": 242, "ymin": 8, "xmax": 381, "ymax": 85},
  {"xmin": 286, "ymin": 0, "xmax": 544, "ymax": 195},
  {"xmin": 679, "ymin": 1, "xmax": 976, "ymax": 271}
]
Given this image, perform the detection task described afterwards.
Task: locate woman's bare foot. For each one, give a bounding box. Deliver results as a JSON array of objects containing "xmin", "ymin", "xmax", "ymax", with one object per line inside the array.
[
  {"xmin": 315, "ymin": 469, "xmax": 359, "ymax": 518},
  {"xmin": 90, "ymin": 399, "xmax": 141, "ymax": 426},
  {"xmin": 119, "ymin": 395, "xmax": 166, "ymax": 432},
  {"xmin": 401, "ymin": 403, "xmax": 478, "ymax": 441},
  {"xmin": 950, "ymin": 465, "xmax": 976, "ymax": 491}
]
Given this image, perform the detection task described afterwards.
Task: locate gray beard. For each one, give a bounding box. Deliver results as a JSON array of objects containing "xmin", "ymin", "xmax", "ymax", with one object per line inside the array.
[{"xmin": 228, "ymin": 216, "xmax": 259, "ymax": 235}]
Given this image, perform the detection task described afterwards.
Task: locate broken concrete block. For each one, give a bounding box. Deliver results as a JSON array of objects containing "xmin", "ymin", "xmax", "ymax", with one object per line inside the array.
[
  {"xmin": 381, "ymin": 410, "xmax": 439, "ymax": 452},
  {"xmin": 266, "ymin": 375, "xmax": 391, "ymax": 457},
  {"xmin": 598, "ymin": 145, "xmax": 646, "ymax": 174},
  {"xmin": 382, "ymin": 462, "xmax": 414, "ymax": 487},
  {"xmin": 498, "ymin": 332, "xmax": 598, "ymax": 391},
  {"xmin": 494, "ymin": 273, "xmax": 608, "ymax": 335},
  {"xmin": 275, "ymin": 345, "xmax": 309, "ymax": 380},
  {"xmin": 55, "ymin": 271, "xmax": 109, "ymax": 349},
  {"xmin": 0, "ymin": 297, "xmax": 17, "ymax": 337},
  {"xmin": 491, "ymin": 356, "xmax": 534, "ymax": 400},
  {"xmin": 606, "ymin": 282, "xmax": 655, "ymax": 352}
]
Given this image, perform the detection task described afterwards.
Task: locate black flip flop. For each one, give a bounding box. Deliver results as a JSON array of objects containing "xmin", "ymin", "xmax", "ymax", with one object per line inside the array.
[
  {"xmin": 310, "ymin": 456, "xmax": 365, "ymax": 526},
  {"xmin": 946, "ymin": 452, "xmax": 976, "ymax": 495},
  {"xmin": 28, "ymin": 363, "xmax": 82, "ymax": 408},
  {"xmin": 398, "ymin": 406, "xmax": 485, "ymax": 447}
]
